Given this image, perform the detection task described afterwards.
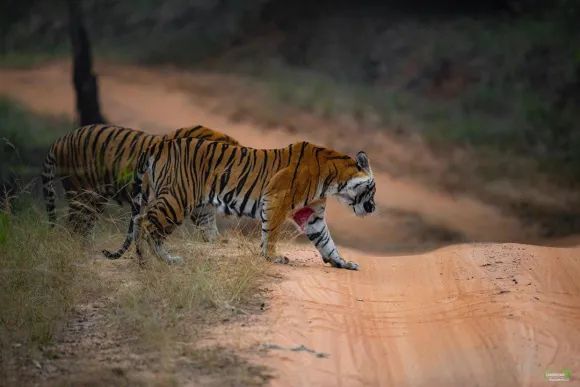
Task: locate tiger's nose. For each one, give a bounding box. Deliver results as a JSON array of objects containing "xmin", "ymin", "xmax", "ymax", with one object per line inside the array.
[{"xmin": 364, "ymin": 201, "xmax": 375, "ymax": 213}]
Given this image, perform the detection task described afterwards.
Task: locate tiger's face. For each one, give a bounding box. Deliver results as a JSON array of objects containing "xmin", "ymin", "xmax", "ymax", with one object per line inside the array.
[{"xmin": 336, "ymin": 151, "xmax": 376, "ymax": 217}]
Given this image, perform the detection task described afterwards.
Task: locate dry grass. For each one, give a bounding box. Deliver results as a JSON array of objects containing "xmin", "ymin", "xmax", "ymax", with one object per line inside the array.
[
  {"xmin": 94, "ymin": 214, "xmax": 273, "ymax": 385},
  {"xmin": 1, "ymin": 201, "xmax": 273, "ymax": 385},
  {"xmin": 0, "ymin": 205, "xmax": 99, "ymax": 376},
  {"xmin": 111, "ymin": 228, "xmax": 268, "ymax": 349}
]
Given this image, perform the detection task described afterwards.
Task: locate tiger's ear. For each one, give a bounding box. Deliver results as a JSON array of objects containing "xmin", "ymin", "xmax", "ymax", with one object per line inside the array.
[{"xmin": 356, "ymin": 151, "xmax": 371, "ymax": 173}]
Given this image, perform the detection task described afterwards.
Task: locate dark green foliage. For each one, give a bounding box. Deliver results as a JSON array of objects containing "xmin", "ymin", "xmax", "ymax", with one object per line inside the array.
[
  {"xmin": 1, "ymin": 1, "xmax": 579, "ymax": 180},
  {"xmin": 0, "ymin": 0, "xmax": 267, "ymax": 64},
  {"xmin": 0, "ymin": 98, "xmax": 72, "ymax": 196}
]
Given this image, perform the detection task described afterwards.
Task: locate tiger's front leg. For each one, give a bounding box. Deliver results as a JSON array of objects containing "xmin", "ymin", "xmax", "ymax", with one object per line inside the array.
[{"xmin": 301, "ymin": 201, "xmax": 359, "ymax": 270}]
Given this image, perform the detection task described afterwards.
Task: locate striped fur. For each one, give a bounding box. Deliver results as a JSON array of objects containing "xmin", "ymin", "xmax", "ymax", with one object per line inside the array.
[
  {"xmin": 41, "ymin": 124, "xmax": 239, "ymax": 240},
  {"xmin": 106, "ymin": 139, "xmax": 376, "ymax": 270}
]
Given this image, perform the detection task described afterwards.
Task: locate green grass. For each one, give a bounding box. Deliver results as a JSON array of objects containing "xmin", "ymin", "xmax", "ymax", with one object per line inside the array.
[
  {"xmin": 238, "ymin": 13, "xmax": 580, "ymax": 181},
  {"xmin": 255, "ymin": 64, "xmax": 416, "ymax": 129},
  {"xmin": 0, "ymin": 97, "xmax": 70, "ymax": 147},
  {"xmin": 0, "ymin": 97, "xmax": 72, "ymax": 187},
  {"xmin": 0, "ymin": 50, "xmax": 67, "ymax": 68}
]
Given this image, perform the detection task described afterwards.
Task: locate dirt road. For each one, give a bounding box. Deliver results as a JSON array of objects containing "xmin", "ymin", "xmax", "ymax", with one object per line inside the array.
[
  {"xmin": 1, "ymin": 62, "xmax": 579, "ymax": 385},
  {"xmin": 256, "ymin": 244, "xmax": 580, "ymax": 386}
]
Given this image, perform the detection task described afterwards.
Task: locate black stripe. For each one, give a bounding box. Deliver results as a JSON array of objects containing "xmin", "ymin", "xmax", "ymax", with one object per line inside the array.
[
  {"xmin": 308, "ymin": 216, "xmax": 322, "ymax": 225},
  {"xmin": 307, "ymin": 231, "xmax": 321, "ymax": 241}
]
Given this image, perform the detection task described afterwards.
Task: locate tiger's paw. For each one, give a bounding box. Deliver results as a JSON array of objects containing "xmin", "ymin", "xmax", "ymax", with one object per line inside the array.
[
  {"xmin": 343, "ymin": 261, "xmax": 359, "ymax": 270},
  {"xmin": 328, "ymin": 258, "xmax": 359, "ymax": 270}
]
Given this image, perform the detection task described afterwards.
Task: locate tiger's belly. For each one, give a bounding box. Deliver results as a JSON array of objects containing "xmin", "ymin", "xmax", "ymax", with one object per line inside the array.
[{"xmin": 213, "ymin": 197, "xmax": 260, "ymax": 219}]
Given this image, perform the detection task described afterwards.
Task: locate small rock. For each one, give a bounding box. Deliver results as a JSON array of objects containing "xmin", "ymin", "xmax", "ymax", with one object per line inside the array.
[{"xmin": 112, "ymin": 367, "xmax": 125, "ymax": 376}]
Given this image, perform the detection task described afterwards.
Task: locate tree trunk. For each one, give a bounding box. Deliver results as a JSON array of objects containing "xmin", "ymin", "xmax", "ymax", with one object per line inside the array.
[{"xmin": 67, "ymin": 0, "xmax": 105, "ymax": 126}]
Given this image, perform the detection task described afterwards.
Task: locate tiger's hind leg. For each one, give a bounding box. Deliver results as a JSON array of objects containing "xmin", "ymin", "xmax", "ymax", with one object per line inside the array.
[
  {"xmin": 259, "ymin": 188, "xmax": 292, "ymax": 264},
  {"xmin": 260, "ymin": 166, "xmax": 316, "ymax": 265},
  {"xmin": 134, "ymin": 194, "xmax": 185, "ymax": 265},
  {"xmin": 190, "ymin": 205, "xmax": 220, "ymax": 242}
]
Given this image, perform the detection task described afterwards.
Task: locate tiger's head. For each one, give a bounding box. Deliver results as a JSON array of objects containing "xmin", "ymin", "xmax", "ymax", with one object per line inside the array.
[{"xmin": 336, "ymin": 151, "xmax": 376, "ymax": 217}]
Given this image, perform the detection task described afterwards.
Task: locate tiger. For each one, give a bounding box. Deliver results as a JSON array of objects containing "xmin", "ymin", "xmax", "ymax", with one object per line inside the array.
[
  {"xmin": 104, "ymin": 138, "xmax": 376, "ymax": 270},
  {"xmin": 41, "ymin": 124, "xmax": 239, "ymax": 243}
]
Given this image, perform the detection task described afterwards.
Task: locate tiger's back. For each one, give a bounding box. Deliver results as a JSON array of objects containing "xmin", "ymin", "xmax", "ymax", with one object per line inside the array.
[
  {"xmin": 164, "ymin": 126, "xmax": 238, "ymax": 145},
  {"xmin": 42, "ymin": 124, "xmax": 239, "ymax": 230},
  {"xmin": 113, "ymin": 138, "xmax": 375, "ymax": 269}
]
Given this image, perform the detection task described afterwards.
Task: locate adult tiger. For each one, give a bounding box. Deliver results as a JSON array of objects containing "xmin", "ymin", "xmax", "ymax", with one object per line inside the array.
[
  {"xmin": 41, "ymin": 124, "xmax": 239, "ymax": 241},
  {"xmin": 104, "ymin": 139, "xmax": 376, "ymax": 270}
]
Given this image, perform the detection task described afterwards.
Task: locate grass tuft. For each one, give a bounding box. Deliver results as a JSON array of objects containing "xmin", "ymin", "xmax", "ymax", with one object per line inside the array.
[
  {"xmin": 0, "ymin": 206, "xmax": 97, "ymax": 369},
  {"xmin": 96, "ymin": 221, "xmax": 272, "ymax": 384},
  {"xmin": 108, "ymin": 225, "xmax": 268, "ymax": 349},
  {"xmin": 2, "ymin": 204, "xmax": 272, "ymax": 384}
]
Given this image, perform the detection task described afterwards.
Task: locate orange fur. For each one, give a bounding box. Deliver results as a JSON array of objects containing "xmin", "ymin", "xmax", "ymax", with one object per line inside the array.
[
  {"xmin": 109, "ymin": 139, "xmax": 376, "ymax": 270},
  {"xmin": 42, "ymin": 124, "xmax": 238, "ymax": 236}
]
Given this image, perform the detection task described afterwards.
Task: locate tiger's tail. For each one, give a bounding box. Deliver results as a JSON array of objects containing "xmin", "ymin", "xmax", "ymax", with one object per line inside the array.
[
  {"xmin": 42, "ymin": 146, "xmax": 57, "ymax": 226},
  {"xmin": 103, "ymin": 152, "xmax": 148, "ymax": 259}
]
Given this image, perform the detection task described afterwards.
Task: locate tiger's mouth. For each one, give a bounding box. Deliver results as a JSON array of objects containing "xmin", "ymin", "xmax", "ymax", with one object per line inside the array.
[
  {"xmin": 363, "ymin": 201, "xmax": 375, "ymax": 213},
  {"xmin": 351, "ymin": 200, "xmax": 375, "ymax": 217}
]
